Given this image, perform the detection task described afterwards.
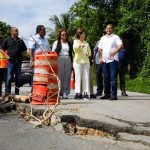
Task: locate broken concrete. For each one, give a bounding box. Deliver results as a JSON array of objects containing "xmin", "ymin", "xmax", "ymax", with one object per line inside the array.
[
  {"xmin": 0, "ymin": 101, "xmax": 16, "ymax": 113},
  {"xmin": 10, "ymin": 88, "xmax": 150, "ymax": 149},
  {"xmin": 117, "ymin": 132, "xmax": 150, "ymax": 147}
]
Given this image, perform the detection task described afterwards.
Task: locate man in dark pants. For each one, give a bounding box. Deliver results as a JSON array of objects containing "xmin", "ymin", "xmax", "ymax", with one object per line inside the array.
[
  {"xmin": 93, "ymin": 42, "xmax": 103, "ymax": 97},
  {"xmin": 93, "ymin": 31, "xmax": 106, "ymax": 97},
  {"xmin": 118, "ymin": 41, "xmax": 130, "ymax": 96},
  {"xmin": 98, "ymin": 24, "xmax": 123, "ymax": 100},
  {"xmin": 1, "ymin": 27, "xmax": 27, "ymax": 96}
]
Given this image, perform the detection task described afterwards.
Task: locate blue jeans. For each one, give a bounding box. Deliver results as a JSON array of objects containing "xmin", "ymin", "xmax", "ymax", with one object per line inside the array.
[
  {"xmin": 6, "ymin": 60, "xmax": 22, "ymax": 94},
  {"xmin": 103, "ymin": 60, "xmax": 118, "ymax": 97}
]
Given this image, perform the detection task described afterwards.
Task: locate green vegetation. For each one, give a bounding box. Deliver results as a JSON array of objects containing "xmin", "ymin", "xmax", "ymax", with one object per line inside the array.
[
  {"xmin": 49, "ymin": 0, "xmax": 149, "ymax": 93},
  {"xmin": 1, "ymin": 1, "xmax": 149, "ymax": 93},
  {"xmin": 0, "ymin": 21, "xmax": 11, "ymax": 38},
  {"xmin": 126, "ymin": 76, "xmax": 150, "ymax": 94}
]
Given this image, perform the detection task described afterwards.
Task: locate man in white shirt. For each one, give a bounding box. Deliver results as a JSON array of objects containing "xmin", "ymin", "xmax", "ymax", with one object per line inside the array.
[{"xmin": 98, "ymin": 24, "xmax": 123, "ymax": 100}]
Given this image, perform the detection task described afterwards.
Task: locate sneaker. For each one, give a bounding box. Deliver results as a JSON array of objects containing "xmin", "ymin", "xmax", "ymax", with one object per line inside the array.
[
  {"xmin": 63, "ymin": 93, "xmax": 68, "ymax": 99},
  {"xmin": 74, "ymin": 93, "xmax": 79, "ymax": 99},
  {"xmin": 90, "ymin": 94, "xmax": 96, "ymax": 99},
  {"xmin": 121, "ymin": 92, "xmax": 128, "ymax": 96},
  {"xmin": 100, "ymin": 95, "xmax": 110, "ymax": 99},
  {"xmin": 79, "ymin": 93, "xmax": 83, "ymax": 99},
  {"xmin": 83, "ymin": 94, "xmax": 90, "ymax": 100}
]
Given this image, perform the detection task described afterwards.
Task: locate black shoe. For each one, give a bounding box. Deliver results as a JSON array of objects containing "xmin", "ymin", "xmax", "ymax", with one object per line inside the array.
[
  {"xmin": 90, "ymin": 94, "xmax": 96, "ymax": 99},
  {"xmin": 109, "ymin": 97, "xmax": 117, "ymax": 100},
  {"xmin": 83, "ymin": 94, "xmax": 90, "ymax": 100},
  {"xmin": 121, "ymin": 92, "xmax": 128, "ymax": 96},
  {"xmin": 95, "ymin": 93, "xmax": 102, "ymax": 97},
  {"xmin": 100, "ymin": 95, "xmax": 110, "ymax": 99},
  {"xmin": 74, "ymin": 94, "xmax": 79, "ymax": 99},
  {"xmin": 79, "ymin": 93, "xmax": 83, "ymax": 99}
]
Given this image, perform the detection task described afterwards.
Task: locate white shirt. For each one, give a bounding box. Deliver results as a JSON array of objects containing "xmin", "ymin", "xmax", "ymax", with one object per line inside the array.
[
  {"xmin": 98, "ymin": 34, "xmax": 122, "ymax": 63},
  {"xmin": 28, "ymin": 34, "xmax": 50, "ymax": 54},
  {"xmin": 52, "ymin": 40, "xmax": 69, "ymax": 56}
]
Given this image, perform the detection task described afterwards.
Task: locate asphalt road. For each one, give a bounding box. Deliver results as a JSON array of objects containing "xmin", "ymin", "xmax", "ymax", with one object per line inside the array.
[{"xmin": 0, "ymin": 113, "xmax": 126, "ymax": 150}]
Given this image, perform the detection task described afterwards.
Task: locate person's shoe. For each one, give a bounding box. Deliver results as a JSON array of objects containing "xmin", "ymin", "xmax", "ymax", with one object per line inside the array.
[
  {"xmin": 100, "ymin": 95, "xmax": 110, "ymax": 99},
  {"xmin": 90, "ymin": 94, "xmax": 96, "ymax": 99},
  {"xmin": 95, "ymin": 93, "xmax": 102, "ymax": 97},
  {"xmin": 63, "ymin": 93, "xmax": 68, "ymax": 99},
  {"xmin": 121, "ymin": 92, "xmax": 128, "ymax": 96},
  {"xmin": 109, "ymin": 97, "xmax": 117, "ymax": 100},
  {"xmin": 79, "ymin": 93, "xmax": 83, "ymax": 99},
  {"xmin": 74, "ymin": 93, "xmax": 79, "ymax": 99},
  {"xmin": 83, "ymin": 94, "xmax": 90, "ymax": 100}
]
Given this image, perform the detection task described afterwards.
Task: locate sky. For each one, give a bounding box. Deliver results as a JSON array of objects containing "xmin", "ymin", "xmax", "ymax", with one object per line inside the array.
[{"xmin": 0, "ymin": 0, "xmax": 78, "ymax": 41}]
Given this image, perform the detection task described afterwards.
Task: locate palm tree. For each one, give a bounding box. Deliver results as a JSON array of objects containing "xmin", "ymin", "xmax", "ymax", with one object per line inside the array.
[{"xmin": 48, "ymin": 13, "xmax": 76, "ymax": 44}]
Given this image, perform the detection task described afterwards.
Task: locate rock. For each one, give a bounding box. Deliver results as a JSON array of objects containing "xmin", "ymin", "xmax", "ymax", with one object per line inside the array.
[{"xmin": 51, "ymin": 115, "xmax": 61, "ymax": 126}]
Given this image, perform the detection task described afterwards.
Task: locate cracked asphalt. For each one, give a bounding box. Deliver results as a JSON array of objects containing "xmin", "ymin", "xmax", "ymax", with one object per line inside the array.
[{"xmin": 0, "ymin": 85, "xmax": 150, "ymax": 150}]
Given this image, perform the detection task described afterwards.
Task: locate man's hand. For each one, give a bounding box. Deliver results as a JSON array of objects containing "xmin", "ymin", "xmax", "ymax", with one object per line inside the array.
[
  {"xmin": 128, "ymin": 64, "xmax": 131, "ymax": 71},
  {"xmin": 99, "ymin": 58, "xmax": 103, "ymax": 64},
  {"xmin": 5, "ymin": 55, "xmax": 10, "ymax": 60},
  {"xmin": 30, "ymin": 60, "xmax": 34, "ymax": 68},
  {"xmin": 110, "ymin": 50, "xmax": 118, "ymax": 57}
]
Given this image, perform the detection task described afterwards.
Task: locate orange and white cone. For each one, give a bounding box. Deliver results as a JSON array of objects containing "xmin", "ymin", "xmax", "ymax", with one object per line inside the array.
[{"xmin": 70, "ymin": 71, "xmax": 75, "ymax": 89}]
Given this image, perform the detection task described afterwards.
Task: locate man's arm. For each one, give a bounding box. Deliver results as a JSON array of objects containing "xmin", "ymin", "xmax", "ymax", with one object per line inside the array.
[
  {"xmin": 110, "ymin": 44, "xmax": 123, "ymax": 57},
  {"xmin": 29, "ymin": 48, "xmax": 34, "ymax": 68},
  {"xmin": 99, "ymin": 48, "xmax": 103, "ymax": 64}
]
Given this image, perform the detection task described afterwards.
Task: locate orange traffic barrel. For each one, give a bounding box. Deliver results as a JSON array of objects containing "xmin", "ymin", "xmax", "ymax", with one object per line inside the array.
[
  {"xmin": 32, "ymin": 85, "xmax": 48, "ymax": 104},
  {"xmin": 32, "ymin": 51, "xmax": 60, "ymax": 105}
]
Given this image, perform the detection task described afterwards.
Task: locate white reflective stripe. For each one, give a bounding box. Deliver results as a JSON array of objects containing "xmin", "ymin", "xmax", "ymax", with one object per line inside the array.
[
  {"xmin": 34, "ymin": 60, "xmax": 57, "ymax": 66},
  {"xmin": 34, "ymin": 76, "xmax": 49, "ymax": 82},
  {"xmin": 34, "ymin": 68, "xmax": 49, "ymax": 74}
]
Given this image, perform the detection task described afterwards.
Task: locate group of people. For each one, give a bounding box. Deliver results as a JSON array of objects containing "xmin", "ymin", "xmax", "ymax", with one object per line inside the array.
[{"xmin": 0, "ymin": 24, "xmax": 130, "ymax": 101}]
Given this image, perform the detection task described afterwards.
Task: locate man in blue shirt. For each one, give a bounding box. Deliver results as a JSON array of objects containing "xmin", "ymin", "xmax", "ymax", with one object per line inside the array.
[
  {"xmin": 28, "ymin": 25, "xmax": 50, "ymax": 68},
  {"xmin": 28, "ymin": 25, "xmax": 50, "ymax": 91}
]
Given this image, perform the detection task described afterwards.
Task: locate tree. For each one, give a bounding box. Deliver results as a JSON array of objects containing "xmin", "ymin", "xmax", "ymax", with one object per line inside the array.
[
  {"xmin": 0, "ymin": 21, "xmax": 11, "ymax": 38},
  {"xmin": 48, "ymin": 13, "xmax": 76, "ymax": 44},
  {"xmin": 116, "ymin": 0, "xmax": 150, "ymax": 77}
]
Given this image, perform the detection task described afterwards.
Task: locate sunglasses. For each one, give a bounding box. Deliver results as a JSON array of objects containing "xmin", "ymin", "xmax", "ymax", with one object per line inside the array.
[{"xmin": 61, "ymin": 34, "xmax": 67, "ymax": 36}]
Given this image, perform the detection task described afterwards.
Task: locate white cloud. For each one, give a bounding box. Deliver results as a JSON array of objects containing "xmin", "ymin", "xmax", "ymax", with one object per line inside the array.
[{"xmin": 0, "ymin": 0, "xmax": 78, "ymax": 41}]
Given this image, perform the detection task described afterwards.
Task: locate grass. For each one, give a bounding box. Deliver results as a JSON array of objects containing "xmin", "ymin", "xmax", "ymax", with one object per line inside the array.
[{"xmin": 126, "ymin": 76, "xmax": 150, "ymax": 94}]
